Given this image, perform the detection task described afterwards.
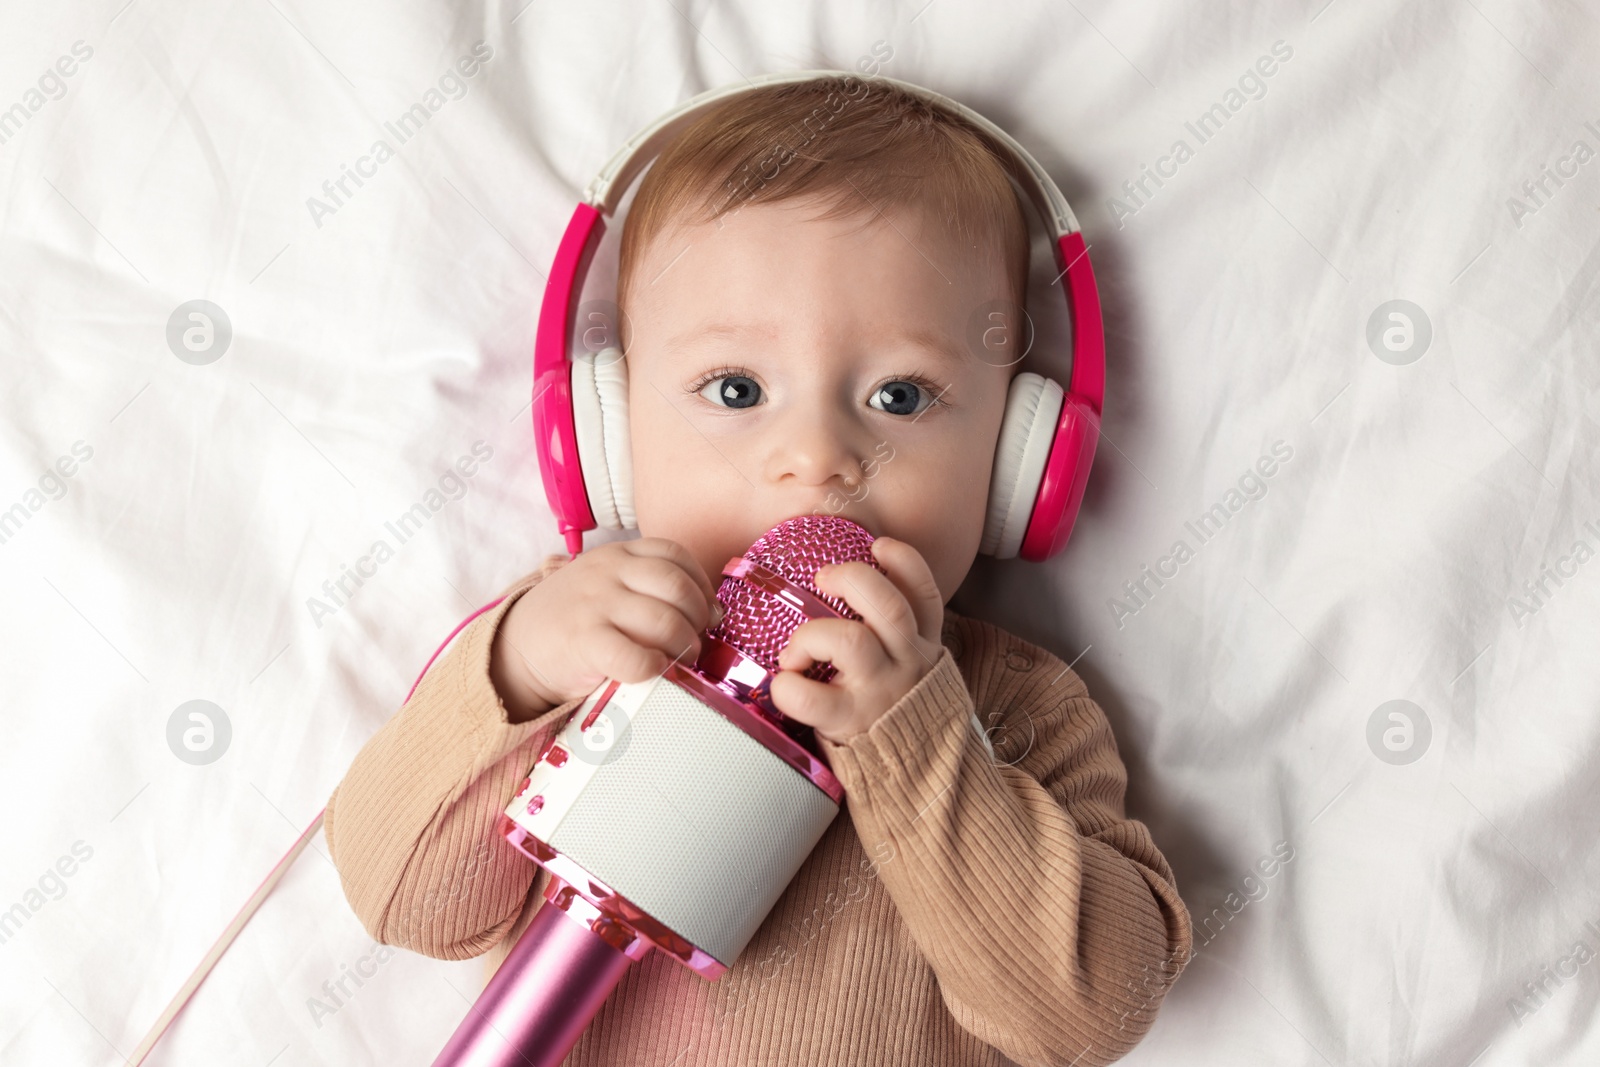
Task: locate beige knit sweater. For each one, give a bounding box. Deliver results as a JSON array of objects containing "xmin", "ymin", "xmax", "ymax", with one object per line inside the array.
[{"xmin": 325, "ymin": 553, "xmax": 1193, "ymax": 1066}]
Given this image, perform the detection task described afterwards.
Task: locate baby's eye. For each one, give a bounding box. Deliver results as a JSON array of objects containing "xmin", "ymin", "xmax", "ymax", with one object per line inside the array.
[
  {"xmin": 869, "ymin": 378, "xmax": 940, "ymax": 417},
  {"xmin": 696, "ymin": 372, "xmax": 762, "ymax": 409}
]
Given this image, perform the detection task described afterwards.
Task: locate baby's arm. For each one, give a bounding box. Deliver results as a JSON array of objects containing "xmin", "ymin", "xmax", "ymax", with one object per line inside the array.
[
  {"xmin": 324, "ymin": 538, "xmax": 721, "ymax": 960},
  {"xmin": 323, "ymin": 554, "xmax": 586, "ymax": 959},
  {"xmin": 815, "ymin": 622, "xmax": 1194, "ymax": 1067}
]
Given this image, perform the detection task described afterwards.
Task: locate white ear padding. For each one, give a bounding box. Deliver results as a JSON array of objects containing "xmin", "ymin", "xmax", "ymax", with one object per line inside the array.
[
  {"xmin": 569, "ymin": 347, "xmax": 636, "ymax": 530},
  {"xmin": 981, "ymin": 372, "xmax": 1065, "ymax": 559}
]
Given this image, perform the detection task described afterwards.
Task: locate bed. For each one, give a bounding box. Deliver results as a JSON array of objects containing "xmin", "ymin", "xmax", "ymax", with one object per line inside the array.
[{"xmin": 2, "ymin": 0, "xmax": 1597, "ymax": 1063}]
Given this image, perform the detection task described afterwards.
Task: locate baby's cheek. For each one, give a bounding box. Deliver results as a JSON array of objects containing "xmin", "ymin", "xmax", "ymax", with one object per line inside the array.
[{"xmin": 887, "ymin": 487, "xmax": 982, "ymax": 599}]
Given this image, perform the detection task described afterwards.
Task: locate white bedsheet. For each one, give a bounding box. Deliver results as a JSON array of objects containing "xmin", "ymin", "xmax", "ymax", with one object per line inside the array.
[{"xmin": 3, "ymin": 1, "xmax": 1598, "ymax": 1064}]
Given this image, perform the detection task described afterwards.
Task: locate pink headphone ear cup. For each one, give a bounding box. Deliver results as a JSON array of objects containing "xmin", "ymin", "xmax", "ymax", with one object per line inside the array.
[
  {"xmin": 569, "ymin": 347, "xmax": 635, "ymax": 530},
  {"xmin": 1017, "ymin": 395, "xmax": 1099, "ymax": 562},
  {"xmin": 981, "ymin": 372, "xmax": 1065, "ymax": 559}
]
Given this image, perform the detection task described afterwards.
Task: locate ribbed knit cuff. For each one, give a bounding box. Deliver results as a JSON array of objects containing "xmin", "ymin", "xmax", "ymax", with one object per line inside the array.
[{"xmin": 814, "ymin": 645, "xmax": 975, "ymax": 797}]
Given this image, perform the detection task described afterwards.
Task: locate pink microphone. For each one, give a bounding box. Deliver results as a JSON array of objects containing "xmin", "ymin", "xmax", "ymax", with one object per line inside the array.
[{"xmin": 430, "ymin": 515, "xmax": 886, "ymax": 1067}]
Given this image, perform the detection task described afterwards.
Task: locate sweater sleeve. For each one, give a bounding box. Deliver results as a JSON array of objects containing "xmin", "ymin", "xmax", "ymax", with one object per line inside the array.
[
  {"xmin": 323, "ymin": 554, "xmax": 591, "ymax": 960},
  {"xmin": 813, "ymin": 623, "xmax": 1193, "ymax": 1067}
]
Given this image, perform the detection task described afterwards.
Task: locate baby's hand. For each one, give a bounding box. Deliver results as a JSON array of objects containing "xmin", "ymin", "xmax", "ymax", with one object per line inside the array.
[
  {"xmin": 490, "ymin": 538, "xmax": 723, "ymax": 723},
  {"xmin": 770, "ymin": 537, "xmax": 946, "ymax": 744}
]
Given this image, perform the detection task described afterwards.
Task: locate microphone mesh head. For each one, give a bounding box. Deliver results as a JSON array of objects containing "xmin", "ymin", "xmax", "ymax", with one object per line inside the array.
[{"xmin": 708, "ymin": 515, "xmax": 884, "ymax": 683}]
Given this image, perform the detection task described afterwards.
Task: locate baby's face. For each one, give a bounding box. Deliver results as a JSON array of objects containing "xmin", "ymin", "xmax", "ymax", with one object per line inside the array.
[{"xmin": 621, "ymin": 194, "xmax": 1018, "ymax": 603}]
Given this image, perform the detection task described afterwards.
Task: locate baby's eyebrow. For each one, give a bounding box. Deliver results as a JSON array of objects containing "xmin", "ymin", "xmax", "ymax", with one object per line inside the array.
[
  {"xmin": 888, "ymin": 325, "xmax": 968, "ymax": 370},
  {"xmin": 664, "ymin": 321, "xmax": 968, "ymax": 371},
  {"xmin": 660, "ymin": 320, "xmax": 773, "ymax": 357}
]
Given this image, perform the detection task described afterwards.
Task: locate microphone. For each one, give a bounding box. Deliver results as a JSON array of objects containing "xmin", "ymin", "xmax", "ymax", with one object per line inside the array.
[
  {"xmin": 431, "ymin": 515, "xmax": 885, "ymax": 1067},
  {"xmin": 696, "ymin": 513, "xmax": 882, "ymax": 742}
]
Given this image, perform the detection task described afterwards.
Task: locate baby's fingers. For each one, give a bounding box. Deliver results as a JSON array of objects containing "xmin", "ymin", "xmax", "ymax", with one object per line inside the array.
[
  {"xmin": 768, "ymin": 668, "xmax": 852, "ymax": 739},
  {"xmin": 777, "ymin": 618, "xmax": 889, "ymax": 681},
  {"xmin": 623, "ymin": 539, "xmax": 721, "ymax": 627},
  {"xmin": 594, "ymin": 624, "xmax": 686, "ymax": 684},
  {"xmin": 606, "ymin": 594, "xmax": 704, "ymax": 677}
]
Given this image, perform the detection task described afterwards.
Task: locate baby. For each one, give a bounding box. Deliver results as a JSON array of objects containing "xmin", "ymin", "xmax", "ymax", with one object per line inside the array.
[{"xmin": 326, "ymin": 74, "xmax": 1193, "ymax": 1067}]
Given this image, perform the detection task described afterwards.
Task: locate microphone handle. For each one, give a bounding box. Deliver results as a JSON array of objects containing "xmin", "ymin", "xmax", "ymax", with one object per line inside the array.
[{"xmin": 431, "ymin": 879, "xmax": 646, "ymax": 1067}]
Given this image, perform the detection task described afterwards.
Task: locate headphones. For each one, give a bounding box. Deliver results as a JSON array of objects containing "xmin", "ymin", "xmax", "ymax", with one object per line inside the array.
[{"xmin": 534, "ymin": 69, "xmax": 1105, "ymax": 562}]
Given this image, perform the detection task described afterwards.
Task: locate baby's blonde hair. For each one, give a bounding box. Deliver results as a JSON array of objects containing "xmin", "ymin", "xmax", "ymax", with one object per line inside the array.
[{"xmin": 615, "ymin": 74, "xmax": 1030, "ymax": 326}]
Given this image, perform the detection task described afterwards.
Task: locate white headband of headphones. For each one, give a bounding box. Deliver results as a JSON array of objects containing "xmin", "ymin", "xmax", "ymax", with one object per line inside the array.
[{"xmin": 581, "ymin": 69, "xmax": 1082, "ymax": 239}]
